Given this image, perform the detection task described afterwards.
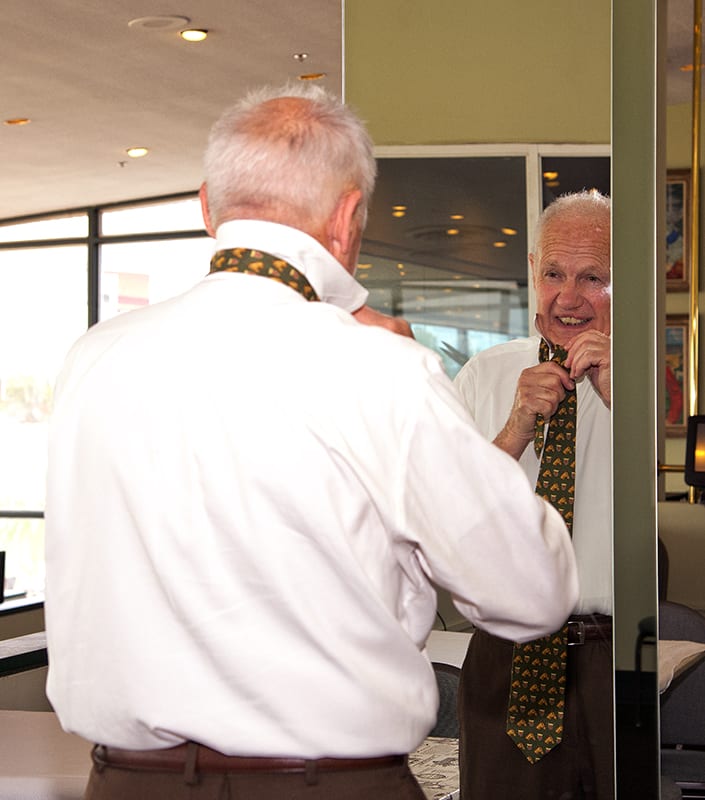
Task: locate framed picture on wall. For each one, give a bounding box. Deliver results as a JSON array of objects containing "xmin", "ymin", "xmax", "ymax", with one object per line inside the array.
[
  {"xmin": 665, "ymin": 314, "xmax": 689, "ymax": 436},
  {"xmin": 666, "ymin": 169, "xmax": 690, "ymax": 292}
]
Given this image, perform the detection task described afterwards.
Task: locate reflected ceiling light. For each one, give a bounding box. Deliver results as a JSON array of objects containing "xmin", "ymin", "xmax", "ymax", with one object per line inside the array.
[
  {"xmin": 397, "ymin": 263, "xmax": 405, "ymax": 270},
  {"xmin": 126, "ymin": 146, "xmax": 149, "ymax": 158},
  {"xmin": 4, "ymin": 117, "xmax": 31, "ymax": 126},
  {"xmin": 392, "ymin": 210, "xmax": 406, "ymax": 218},
  {"xmin": 298, "ymin": 72, "xmax": 326, "ymax": 81},
  {"xmin": 501, "ymin": 227, "xmax": 517, "ymax": 236},
  {"xmin": 399, "ymin": 271, "xmax": 406, "ymax": 276},
  {"xmin": 392, "ymin": 204, "xmax": 407, "ymax": 211},
  {"xmin": 180, "ymin": 29, "xmax": 208, "ymax": 42},
  {"xmin": 446, "ymin": 228, "xmax": 460, "ymax": 236},
  {"xmin": 545, "ymin": 180, "xmax": 560, "ymax": 188},
  {"xmin": 680, "ymin": 63, "xmax": 705, "ymax": 72},
  {"xmin": 493, "ymin": 241, "xmax": 507, "ymax": 248},
  {"xmin": 358, "ymin": 263, "xmax": 372, "ymax": 269},
  {"xmin": 450, "ymin": 214, "xmax": 464, "ymax": 220},
  {"xmin": 293, "ymin": 53, "xmax": 309, "ymax": 62},
  {"xmin": 543, "ymin": 171, "xmax": 559, "ymax": 180},
  {"xmin": 128, "ymin": 15, "xmax": 189, "ymax": 31}
]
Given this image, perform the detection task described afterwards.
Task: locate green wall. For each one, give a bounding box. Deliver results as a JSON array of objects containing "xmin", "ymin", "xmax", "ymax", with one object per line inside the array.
[{"xmin": 345, "ymin": 0, "xmax": 610, "ymax": 145}]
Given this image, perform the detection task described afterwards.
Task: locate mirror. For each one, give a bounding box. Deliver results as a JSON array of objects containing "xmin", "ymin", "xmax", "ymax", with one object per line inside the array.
[{"xmin": 346, "ymin": 1, "xmax": 662, "ymax": 796}]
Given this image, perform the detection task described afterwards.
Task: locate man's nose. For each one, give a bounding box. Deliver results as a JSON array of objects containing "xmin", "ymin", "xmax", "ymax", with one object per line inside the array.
[{"xmin": 557, "ymin": 281, "xmax": 581, "ymax": 307}]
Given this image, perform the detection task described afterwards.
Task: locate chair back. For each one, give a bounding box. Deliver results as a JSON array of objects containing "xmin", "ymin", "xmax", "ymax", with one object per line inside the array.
[
  {"xmin": 429, "ymin": 662, "xmax": 460, "ymax": 739},
  {"xmin": 660, "ymin": 600, "xmax": 705, "ymax": 746}
]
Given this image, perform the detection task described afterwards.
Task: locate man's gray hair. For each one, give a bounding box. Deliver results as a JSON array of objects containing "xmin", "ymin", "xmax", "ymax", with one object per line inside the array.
[
  {"xmin": 533, "ymin": 190, "xmax": 611, "ymax": 258},
  {"xmin": 203, "ymin": 83, "xmax": 377, "ymax": 230}
]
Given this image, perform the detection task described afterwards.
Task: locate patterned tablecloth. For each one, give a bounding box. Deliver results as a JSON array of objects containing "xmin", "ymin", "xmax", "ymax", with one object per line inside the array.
[{"xmin": 409, "ymin": 736, "xmax": 459, "ymax": 800}]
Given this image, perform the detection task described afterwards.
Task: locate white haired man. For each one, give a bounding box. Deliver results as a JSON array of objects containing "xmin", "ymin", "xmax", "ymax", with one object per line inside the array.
[
  {"xmin": 45, "ymin": 85, "xmax": 578, "ymax": 800},
  {"xmin": 455, "ymin": 191, "xmax": 613, "ymax": 800}
]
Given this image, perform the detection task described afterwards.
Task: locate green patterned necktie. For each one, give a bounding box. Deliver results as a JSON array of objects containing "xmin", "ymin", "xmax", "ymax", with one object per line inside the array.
[
  {"xmin": 209, "ymin": 248, "xmax": 319, "ymax": 301},
  {"xmin": 505, "ymin": 338, "xmax": 576, "ymax": 764}
]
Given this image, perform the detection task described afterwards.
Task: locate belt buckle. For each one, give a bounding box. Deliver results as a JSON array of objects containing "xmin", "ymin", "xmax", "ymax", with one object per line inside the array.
[{"xmin": 567, "ymin": 620, "xmax": 585, "ymax": 646}]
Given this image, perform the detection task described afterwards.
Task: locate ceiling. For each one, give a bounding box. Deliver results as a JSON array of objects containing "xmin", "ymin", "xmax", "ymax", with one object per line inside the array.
[{"xmin": 0, "ymin": 0, "xmax": 700, "ymax": 275}]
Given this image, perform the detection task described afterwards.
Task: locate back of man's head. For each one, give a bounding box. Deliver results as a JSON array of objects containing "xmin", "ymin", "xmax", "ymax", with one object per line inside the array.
[{"xmin": 203, "ymin": 84, "xmax": 377, "ymax": 234}]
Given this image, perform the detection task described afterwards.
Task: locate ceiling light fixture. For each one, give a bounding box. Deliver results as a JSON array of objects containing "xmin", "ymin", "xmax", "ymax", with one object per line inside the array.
[
  {"xmin": 446, "ymin": 228, "xmax": 460, "ymax": 236},
  {"xmin": 543, "ymin": 171, "xmax": 559, "ymax": 181},
  {"xmin": 180, "ymin": 29, "xmax": 208, "ymax": 42},
  {"xmin": 128, "ymin": 15, "xmax": 190, "ymax": 31},
  {"xmin": 501, "ymin": 227, "xmax": 517, "ymax": 236},
  {"xmin": 4, "ymin": 118, "xmax": 31, "ymax": 126},
  {"xmin": 392, "ymin": 210, "xmax": 406, "ymax": 218},
  {"xmin": 493, "ymin": 241, "xmax": 507, "ymax": 248},
  {"xmin": 126, "ymin": 147, "xmax": 149, "ymax": 158},
  {"xmin": 450, "ymin": 214, "xmax": 464, "ymax": 220},
  {"xmin": 298, "ymin": 72, "xmax": 326, "ymax": 81},
  {"xmin": 293, "ymin": 53, "xmax": 309, "ymax": 62}
]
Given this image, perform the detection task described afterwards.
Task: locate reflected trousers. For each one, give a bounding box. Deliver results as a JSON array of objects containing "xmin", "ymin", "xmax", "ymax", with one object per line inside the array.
[{"xmin": 459, "ymin": 628, "xmax": 614, "ymax": 800}]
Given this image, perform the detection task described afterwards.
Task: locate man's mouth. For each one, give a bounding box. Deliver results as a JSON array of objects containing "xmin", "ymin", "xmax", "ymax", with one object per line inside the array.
[{"xmin": 558, "ymin": 316, "xmax": 590, "ymax": 326}]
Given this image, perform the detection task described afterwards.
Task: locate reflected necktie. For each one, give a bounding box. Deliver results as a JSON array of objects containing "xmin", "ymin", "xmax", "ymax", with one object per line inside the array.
[
  {"xmin": 505, "ymin": 338, "xmax": 576, "ymax": 764},
  {"xmin": 209, "ymin": 248, "xmax": 319, "ymax": 301}
]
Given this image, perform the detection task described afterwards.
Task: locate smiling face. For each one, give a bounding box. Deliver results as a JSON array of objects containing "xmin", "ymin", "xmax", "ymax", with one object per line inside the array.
[{"xmin": 530, "ymin": 212, "xmax": 611, "ymax": 347}]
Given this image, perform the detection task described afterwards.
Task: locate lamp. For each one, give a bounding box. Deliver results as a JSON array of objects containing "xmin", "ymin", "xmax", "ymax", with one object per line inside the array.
[{"xmin": 684, "ymin": 414, "xmax": 705, "ymax": 487}]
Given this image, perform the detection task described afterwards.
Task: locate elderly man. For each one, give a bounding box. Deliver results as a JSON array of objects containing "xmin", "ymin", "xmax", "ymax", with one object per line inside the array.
[
  {"xmin": 454, "ymin": 191, "xmax": 613, "ymax": 799},
  {"xmin": 45, "ymin": 84, "xmax": 578, "ymax": 800}
]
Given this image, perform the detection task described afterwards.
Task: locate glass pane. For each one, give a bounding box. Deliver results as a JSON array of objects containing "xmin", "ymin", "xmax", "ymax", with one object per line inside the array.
[
  {"xmin": 99, "ymin": 238, "xmax": 216, "ymax": 320},
  {"xmin": 360, "ymin": 156, "xmax": 528, "ymax": 376},
  {"xmin": 0, "ymin": 214, "xmax": 88, "ymax": 243},
  {"xmin": 540, "ymin": 156, "xmax": 611, "ymax": 207},
  {"xmin": 0, "ymin": 518, "xmax": 44, "ymax": 600},
  {"xmin": 0, "ymin": 245, "xmax": 88, "ymax": 513},
  {"xmin": 101, "ymin": 197, "xmax": 205, "ymax": 236}
]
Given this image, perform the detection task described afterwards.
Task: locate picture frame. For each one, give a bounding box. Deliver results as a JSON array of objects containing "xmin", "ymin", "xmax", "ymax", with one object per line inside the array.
[
  {"xmin": 665, "ymin": 314, "xmax": 689, "ymax": 436},
  {"xmin": 666, "ymin": 169, "xmax": 691, "ymax": 292}
]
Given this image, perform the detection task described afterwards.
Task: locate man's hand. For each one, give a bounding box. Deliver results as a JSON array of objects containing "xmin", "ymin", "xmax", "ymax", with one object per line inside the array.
[
  {"xmin": 494, "ymin": 362, "xmax": 574, "ymax": 460},
  {"xmin": 352, "ymin": 305, "xmax": 415, "ymax": 338},
  {"xmin": 564, "ymin": 330, "xmax": 611, "ymax": 408}
]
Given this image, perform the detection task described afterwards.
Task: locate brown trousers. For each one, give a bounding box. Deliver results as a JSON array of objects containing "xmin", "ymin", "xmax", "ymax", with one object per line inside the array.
[
  {"xmin": 459, "ymin": 628, "xmax": 614, "ymax": 800},
  {"xmin": 83, "ymin": 751, "xmax": 427, "ymax": 800}
]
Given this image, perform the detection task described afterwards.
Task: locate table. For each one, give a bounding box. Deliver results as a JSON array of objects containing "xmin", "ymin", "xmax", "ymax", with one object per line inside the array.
[
  {"xmin": 659, "ymin": 639, "xmax": 705, "ymax": 693},
  {"xmin": 409, "ymin": 736, "xmax": 459, "ymax": 800},
  {"xmin": 0, "ymin": 711, "xmax": 460, "ymax": 800}
]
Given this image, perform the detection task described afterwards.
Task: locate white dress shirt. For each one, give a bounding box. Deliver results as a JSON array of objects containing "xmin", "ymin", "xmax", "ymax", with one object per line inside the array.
[
  {"xmin": 45, "ymin": 221, "xmax": 578, "ymax": 758},
  {"xmin": 454, "ymin": 335, "xmax": 613, "ymax": 616}
]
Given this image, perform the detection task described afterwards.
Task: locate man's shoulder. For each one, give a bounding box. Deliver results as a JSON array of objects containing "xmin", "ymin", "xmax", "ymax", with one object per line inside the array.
[{"xmin": 457, "ymin": 336, "xmax": 538, "ymax": 378}]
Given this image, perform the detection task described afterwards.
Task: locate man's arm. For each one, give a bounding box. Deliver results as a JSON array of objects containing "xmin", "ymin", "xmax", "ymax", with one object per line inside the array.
[
  {"xmin": 493, "ymin": 362, "xmax": 574, "ymax": 460},
  {"xmin": 352, "ymin": 305, "xmax": 415, "ymax": 338}
]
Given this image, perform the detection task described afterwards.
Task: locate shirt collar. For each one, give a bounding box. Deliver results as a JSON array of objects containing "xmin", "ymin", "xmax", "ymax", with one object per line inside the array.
[{"xmin": 213, "ymin": 220, "xmax": 368, "ymax": 313}]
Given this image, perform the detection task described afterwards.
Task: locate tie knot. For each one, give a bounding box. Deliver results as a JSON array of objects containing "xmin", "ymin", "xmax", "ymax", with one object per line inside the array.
[{"xmin": 539, "ymin": 338, "xmax": 568, "ymax": 368}]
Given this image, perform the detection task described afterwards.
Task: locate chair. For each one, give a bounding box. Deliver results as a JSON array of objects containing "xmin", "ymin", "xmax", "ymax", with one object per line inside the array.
[
  {"xmin": 634, "ymin": 538, "xmax": 670, "ymax": 725},
  {"xmin": 660, "ymin": 600, "xmax": 705, "ymax": 796},
  {"xmin": 428, "ymin": 662, "xmax": 460, "ymax": 738}
]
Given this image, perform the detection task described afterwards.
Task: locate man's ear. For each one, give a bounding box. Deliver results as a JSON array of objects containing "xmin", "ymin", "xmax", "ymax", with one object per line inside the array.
[
  {"xmin": 528, "ymin": 252, "xmax": 537, "ymax": 288},
  {"xmin": 199, "ymin": 183, "xmax": 216, "ymax": 238},
  {"xmin": 326, "ymin": 189, "xmax": 363, "ymax": 269}
]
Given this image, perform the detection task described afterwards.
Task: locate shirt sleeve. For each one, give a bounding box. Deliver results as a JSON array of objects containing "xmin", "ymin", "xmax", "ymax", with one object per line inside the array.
[{"xmin": 398, "ymin": 368, "xmax": 579, "ymax": 643}]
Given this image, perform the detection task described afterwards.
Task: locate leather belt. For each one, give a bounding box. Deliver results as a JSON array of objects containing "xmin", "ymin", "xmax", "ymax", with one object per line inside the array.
[
  {"xmin": 567, "ymin": 614, "xmax": 612, "ymax": 645},
  {"xmin": 92, "ymin": 743, "xmax": 406, "ymax": 775}
]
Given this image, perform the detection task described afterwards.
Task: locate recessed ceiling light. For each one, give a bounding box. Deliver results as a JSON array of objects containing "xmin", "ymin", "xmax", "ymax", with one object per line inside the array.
[
  {"xmin": 128, "ymin": 15, "xmax": 190, "ymax": 31},
  {"xmin": 298, "ymin": 73, "xmax": 326, "ymax": 81},
  {"xmin": 293, "ymin": 53, "xmax": 309, "ymax": 62},
  {"xmin": 543, "ymin": 171, "xmax": 559, "ymax": 181},
  {"xmin": 180, "ymin": 29, "xmax": 208, "ymax": 42},
  {"xmin": 392, "ymin": 210, "xmax": 406, "ymax": 218},
  {"xmin": 4, "ymin": 118, "xmax": 31, "ymax": 126},
  {"xmin": 493, "ymin": 241, "xmax": 507, "ymax": 248},
  {"xmin": 501, "ymin": 227, "xmax": 517, "ymax": 236},
  {"xmin": 392, "ymin": 205, "xmax": 407, "ymax": 211},
  {"xmin": 126, "ymin": 147, "xmax": 149, "ymax": 158},
  {"xmin": 446, "ymin": 228, "xmax": 460, "ymax": 236},
  {"xmin": 450, "ymin": 214, "xmax": 464, "ymax": 220}
]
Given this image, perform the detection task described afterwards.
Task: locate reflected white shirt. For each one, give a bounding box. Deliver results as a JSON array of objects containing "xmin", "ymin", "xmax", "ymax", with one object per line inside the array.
[
  {"xmin": 454, "ymin": 335, "xmax": 613, "ymax": 615},
  {"xmin": 45, "ymin": 232, "xmax": 577, "ymax": 758}
]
